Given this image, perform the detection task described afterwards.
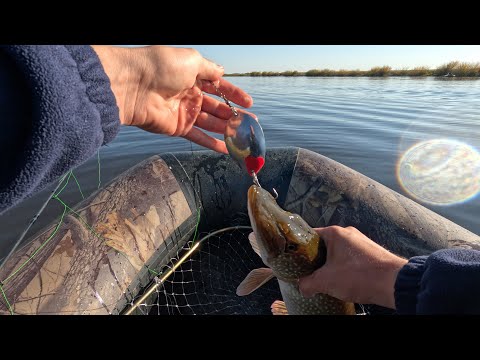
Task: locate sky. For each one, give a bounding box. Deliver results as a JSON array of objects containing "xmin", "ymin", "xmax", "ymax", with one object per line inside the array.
[{"xmin": 163, "ymin": 45, "xmax": 480, "ymax": 73}]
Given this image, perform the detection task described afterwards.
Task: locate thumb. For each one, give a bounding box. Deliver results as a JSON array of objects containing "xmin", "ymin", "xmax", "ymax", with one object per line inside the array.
[
  {"xmin": 198, "ymin": 58, "xmax": 224, "ymax": 81},
  {"xmin": 298, "ymin": 268, "xmax": 328, "ymax": 298}
]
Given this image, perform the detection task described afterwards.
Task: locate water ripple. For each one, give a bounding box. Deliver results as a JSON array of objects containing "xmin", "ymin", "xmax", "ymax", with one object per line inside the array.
[{"xmin": 1, "ymin": 77, "xmax": 479, "ymax": 254}]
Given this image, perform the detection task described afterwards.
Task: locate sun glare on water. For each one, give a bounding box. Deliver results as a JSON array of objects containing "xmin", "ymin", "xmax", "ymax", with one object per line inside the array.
[{"xmin": 397, "ymin": 139, "xmax": 480, "ymax": 205}]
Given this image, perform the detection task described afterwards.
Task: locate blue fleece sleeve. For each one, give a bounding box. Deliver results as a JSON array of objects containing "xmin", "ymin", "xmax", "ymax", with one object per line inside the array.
[
  {"xmin": 0, "ymin": 45, "xmax": 120, "ymax": 215},
  {"xmin": 394, "ymin": 248, "xmax": 480, "ymax": 314}
]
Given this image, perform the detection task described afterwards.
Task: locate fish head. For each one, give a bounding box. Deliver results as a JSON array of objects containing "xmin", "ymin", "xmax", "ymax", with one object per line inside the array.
[{"xmin": 247, "ymin": 185, "xmax": 326, "ymax": 281}]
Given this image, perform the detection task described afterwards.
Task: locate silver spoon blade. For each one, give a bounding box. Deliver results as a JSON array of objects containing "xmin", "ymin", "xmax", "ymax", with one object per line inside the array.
[{"xmin": 225, "ymin": 112, "xmax": 266, "ymax": 175}]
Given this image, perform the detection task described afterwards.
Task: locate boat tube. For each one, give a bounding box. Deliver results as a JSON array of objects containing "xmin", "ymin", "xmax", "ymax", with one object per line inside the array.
[{"xmin": 1, "ymin": 147, "xmax": 479, "ymax": 315}]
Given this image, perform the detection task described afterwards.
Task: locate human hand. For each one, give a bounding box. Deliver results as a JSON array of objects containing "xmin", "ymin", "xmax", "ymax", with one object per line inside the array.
[
  {"xmin": 298, "ymin": 226, "xmax": 408, "ymax": 309},
  {"xmin": 92, "ymin": 45, "xmax": 253, "ymax": 153}
]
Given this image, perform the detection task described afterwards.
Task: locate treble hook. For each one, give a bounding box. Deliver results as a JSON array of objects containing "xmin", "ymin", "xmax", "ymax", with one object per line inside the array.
[
  {"xmin": 251, "ymin": 171, "xmax": 278, "ymax": 199},
  {"xmin": 272, "ymin": 188, "xmax": 279, "ymax": 200}
]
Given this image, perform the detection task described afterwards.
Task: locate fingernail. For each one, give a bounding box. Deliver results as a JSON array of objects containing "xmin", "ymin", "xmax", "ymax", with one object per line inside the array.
[
  {"xmin": 245, "ymin": 96, "xmax": 253, "ymax": 104},
  {"xmin": 216, "ymin": 63, "xmax": 224, "ymax": 69}
]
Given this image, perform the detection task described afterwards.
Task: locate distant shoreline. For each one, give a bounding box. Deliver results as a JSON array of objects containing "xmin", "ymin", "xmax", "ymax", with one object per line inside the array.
[{"xmin": 225, "ymin": 61, "xmax": 480, "ymax": 78}]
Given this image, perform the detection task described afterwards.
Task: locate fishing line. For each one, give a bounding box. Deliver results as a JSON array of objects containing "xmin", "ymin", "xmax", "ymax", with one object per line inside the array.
[
  {"xmin": 97, "ymin": 149, "xmax": 101, "ymax": 189},
  {"xmin": 0, "ymin": 172, "xmax": 69, "ymax": 272},
  {"xmin": 0, "ymin": 150, "xmax": 102, "ymax": 313}
]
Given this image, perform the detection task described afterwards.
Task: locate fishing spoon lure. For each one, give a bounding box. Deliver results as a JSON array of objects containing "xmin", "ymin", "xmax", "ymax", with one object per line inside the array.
[{"xmin": 209, "ymin": 81, "xmax": 267, "ymax": 183}]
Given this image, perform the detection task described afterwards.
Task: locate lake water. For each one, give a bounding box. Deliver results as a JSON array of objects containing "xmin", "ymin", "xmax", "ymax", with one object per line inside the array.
[{"xmin": 1, "ymin": 77, "xmax": 479, "ymax": 258}]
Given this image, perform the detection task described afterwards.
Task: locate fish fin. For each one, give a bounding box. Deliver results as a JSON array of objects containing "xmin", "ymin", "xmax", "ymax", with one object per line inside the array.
[
  {"xmin": 236, "ymin": 268, "xmax": 274, "ymax": 296},
  {"xmin": 271, "ymin": 300, "xmax": 288, "ymax": 315},
  {"xmin": 248, "ymin": 232, "xmax": 261, "ymax": 257}
]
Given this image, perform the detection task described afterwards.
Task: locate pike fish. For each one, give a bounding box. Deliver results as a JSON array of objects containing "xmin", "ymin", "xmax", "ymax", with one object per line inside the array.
[{"xmin": 237, "ymin": 185, "xmax": 356, "ymax": 315}]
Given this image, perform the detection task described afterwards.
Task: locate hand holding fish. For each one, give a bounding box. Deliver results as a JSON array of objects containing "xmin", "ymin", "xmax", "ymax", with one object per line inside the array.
[
  {"xmin": 92, "ymin": 45, "xmax": 253, "ymax": 153},
  {"xmin": 239, "ymin": 186, "xmax": 357, "ymax": 315},
  {"xmin": 299, "ymin": 226, "xmax": 408, "ymax": 309}
]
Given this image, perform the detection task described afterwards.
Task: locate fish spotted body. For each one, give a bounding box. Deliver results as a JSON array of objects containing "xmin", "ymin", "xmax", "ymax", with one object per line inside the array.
[{"xmin": 237, "ymin": 185, "xmax": 356, "ymax": 315}]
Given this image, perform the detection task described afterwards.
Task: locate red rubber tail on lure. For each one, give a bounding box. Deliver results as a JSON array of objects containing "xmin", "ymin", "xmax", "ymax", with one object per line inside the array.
[{"xmin": 245, "ymin": 155, "xmax": 265, "ymax": 176}]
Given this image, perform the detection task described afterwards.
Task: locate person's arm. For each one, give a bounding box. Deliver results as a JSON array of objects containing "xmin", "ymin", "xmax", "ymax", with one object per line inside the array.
[
  {"xmin": 298, "ymin": 225, "xmax": 480, "ymax": 314},
  {"xmin": 0, "ymin": 45, "xmax": 120, "ymax": 215},
  {"xmin": 395, "ymin": 248, "xmax": 480, "ymax": 314},
  {"xmin": 0, "ymin": 45, "xmax": 253, "ymax": 215}
]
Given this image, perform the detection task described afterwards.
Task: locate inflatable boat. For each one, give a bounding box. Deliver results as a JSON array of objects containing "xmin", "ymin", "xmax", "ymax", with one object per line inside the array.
[{"xmin": 1, "ymin": 147, "xmax": 479, "ymax": 315}]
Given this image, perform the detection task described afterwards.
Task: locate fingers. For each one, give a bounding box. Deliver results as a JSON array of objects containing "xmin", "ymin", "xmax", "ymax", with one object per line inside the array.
[
  {"xmin": 314, "ymin": 225, "xmax": 346, "ymax": 243},
  {"xmin": 198, "ymin": 57, "xmax": 224, "ymax": 82},
  {"xmin": 201, "ymin": 78, "xmax": 253, "ymax": 108},
  {"xmin": 300, "ymin": 226, "xmax": 350, "ymax": 299},
  {"xmin": 183, "ymin": 127, "xmax": 228, "ymax": 154},
  {"xmin": 200, "ymin": 89, "xmax": 258, "ymax": 122},
  {"xmin": 298, "ymin": 269, "xmax": 328, "ymax": 299},
  {"xmin": 313, "ymin": 227, "xmax": 326, "ymax": 234},
  {"xmin": 201, "ymin": 96, "xmax": 234, "ymax": 120},
  {"xmin": 195, "ymin": 112, "xmax": 227, "ymax": 134},
  {"xmin": 199, "ymin": 98, "xmax": 259, "ymax": 134}
]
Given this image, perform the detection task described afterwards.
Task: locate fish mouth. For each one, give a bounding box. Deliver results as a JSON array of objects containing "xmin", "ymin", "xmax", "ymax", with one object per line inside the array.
[{"xmin": 247, "ymin": 185, "xmax": 286, "ymax": 260}]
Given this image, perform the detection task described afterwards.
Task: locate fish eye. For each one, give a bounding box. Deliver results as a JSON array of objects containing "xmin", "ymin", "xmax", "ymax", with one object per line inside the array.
[{"xmin": 287, "ymin": 243, "xmax": 297, "ymax": 251}]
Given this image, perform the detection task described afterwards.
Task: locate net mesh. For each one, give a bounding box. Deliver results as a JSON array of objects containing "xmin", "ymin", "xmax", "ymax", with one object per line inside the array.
[
  {"xmin": 123, "ymin": 227, "xmax": 371, "ymax": 316},
  {"xmin": 0, "ymin": 148, "xmax": 375, "ymax": 316},
  {"xmin": 0, "ymin": 148, "xmax": 114, "ymax": 315},
  {"xmin": 128, "ymin": 227, "xmax": 283, "ymax": 315}
]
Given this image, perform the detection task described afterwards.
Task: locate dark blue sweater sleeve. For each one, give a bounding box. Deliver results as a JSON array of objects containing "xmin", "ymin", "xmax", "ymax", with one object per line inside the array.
[
  {"xmin": 0, "ymin": 45, "xmax": 120, "ymax": 215},
  {"xmin": 394, "ymin": 248, "xmax": 480, "ymax": 314}
]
